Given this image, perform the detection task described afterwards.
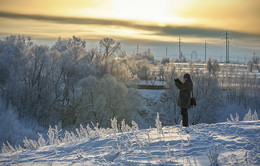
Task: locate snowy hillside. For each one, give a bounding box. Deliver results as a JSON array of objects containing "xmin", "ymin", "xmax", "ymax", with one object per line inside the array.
[{"xmin": 1, "ymin": 121, "xmax": 259, "ymax": 166}]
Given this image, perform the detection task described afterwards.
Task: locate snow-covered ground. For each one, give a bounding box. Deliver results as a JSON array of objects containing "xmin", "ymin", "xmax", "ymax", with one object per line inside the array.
[{"xmin": 1, "ymin": 121, "xmax": 259, "ymax": 166}]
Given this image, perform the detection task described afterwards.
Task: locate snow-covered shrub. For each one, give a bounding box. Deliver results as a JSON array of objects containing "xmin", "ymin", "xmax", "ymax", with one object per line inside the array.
[
  {"xmin": 251, "ymin": 111, "xmax": 259, "ymax": 121},
  {"xmin": 75, "ymin": 124, "xmax": 89, "ymax": 139},
  {"xmin": 1, "ymin": 141, "xmax": 16, "ymax": 153},
  {"xmin": 243, "ymin": 109, "xmax": 259, "ymax": 121},
  {"xmin": 107, "ymin": 57, "xmax": 133, "ymax": 82},
  {"xmin": 47, "ymin": 125, "xmax": 61, "ymax": 145},
  {"xmin": 206, "ymin": 58, "xmax": 220, "ymax": 76},
  {"xmin": 120, "ymin": 119, "xmax": 131, "ymax": 132},
  {"xmin": 227, "ymin": 113, "xmax": 240, "ymax": 123},
  {"xmin": 62, "ymin": 131, "xmax": 77, "ymax": 143},
  {"xmin": 23, "ymin": 137, "xmax": 38, "ymax": 150},
  {"xmin": 75, "ymin": 75, "xmax": 140, "ymax": 127},
  {"xmin": 244, "ymin": 109, "xmax": 252, "ymax": 121},
  {"xmin": 0, "ymin": 98, "xmax": 41, "ymax": 147},
  {"xmin": 136, "ymin": 62, "xmax": 151, "ymax": 81},
  {"xmin": 161, "ymin": 57, "xmax": 170, "ymax": 65}
]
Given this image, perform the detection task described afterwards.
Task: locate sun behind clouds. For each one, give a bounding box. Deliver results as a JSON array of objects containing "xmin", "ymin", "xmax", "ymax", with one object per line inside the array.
[{"xmin": 0, "ymin": 0, "xmax": 259, "ymax": 45}]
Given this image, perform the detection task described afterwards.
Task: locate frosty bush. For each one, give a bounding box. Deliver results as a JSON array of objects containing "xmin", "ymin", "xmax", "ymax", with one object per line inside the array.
[
  {"xmin": 1, "ymin": 141, "xmax": 16, "ymax": 153},
  {"xmin": 226, "ymin": 109, "xmax": 259, "ymax": 123},
  {"xmin": 2, "ymin": 118, "xmax": 139, "ymax": 154},
  {"xmin": 63, "ymin": 131, "xmax": 77, "ymax": 143},
  {"xmin": 0, "ymin": 97, "xmax": 41, "ymax": 147},
  {"xmin": 47, "ymin": 125, "xmax": 61, "ymax": 145},
  {"xmin": 227, "ymin": 113, "xmax": 240, "ymax": 123},
  {"xmin": 75, "ymin": 124, "xmax": 89, "ymax": 139},
  {"xmin": 23, "ymin": 137, "xmax": 38, "ymax": 150},
  {"xmin": 243, "ymin": 109, "xmax": 259, "ymax": 121},
  {"xmin": 206, "ymin": 58, "xmax": 220, "ymax": 76},
  {"xmin": 120, "ymin": 119, "xmax": 131, "ymax": 132},
  {"xmin": 75, "ymin": 75, "xmax": 140, "ymax": 127}
]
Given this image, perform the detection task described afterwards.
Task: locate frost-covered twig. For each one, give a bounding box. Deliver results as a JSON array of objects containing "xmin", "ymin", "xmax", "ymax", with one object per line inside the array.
[
  {"xmin": 37, "ymin": 133, "xmax": 46, "ymax": 147},
  {"xmin": 207, "ymin": 143, "xmax": 222, "ymax": 165},
  {"xmin": 121, "ymin": 119, "xmax": 131, "ymax": 132},
  {"xmin": 23, "ymin": 137, "xmax": 38, "ymax": 150},
  {"xmin": 111, "ymin": 117, "xmax": 118, "ymax": 134},
  {"xmin": 47, "ymin": 125, "xmax": 61, "ymax": 145},
  {"xmin": 244, "ymin": 109, "xmax": 259, "ymax": 121},
  {"xmin": 131, "ymin": 120, "xmax": 139, "ymax": 132},
  {"xmin": 227, "ymin": 113, "xmax": 239, "ymax": 123},
  {"xmin": 2, "ymin": 141, "xmax": 16, "ymax": 153},
  {"xmin": 155, "ymin": 112, "xmax": 164, "ymax": 136}
]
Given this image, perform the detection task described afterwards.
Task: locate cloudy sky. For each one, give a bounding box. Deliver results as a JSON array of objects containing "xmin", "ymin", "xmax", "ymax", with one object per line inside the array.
[{"xmin": 0, "ymin": 0, "xmax": 260, "ymax": 61}]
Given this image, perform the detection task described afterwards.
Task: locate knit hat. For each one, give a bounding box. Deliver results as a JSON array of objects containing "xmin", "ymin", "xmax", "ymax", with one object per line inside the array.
[{"xmin": 183, "ymin": 73, "xmax": 191, "ymax": 79}]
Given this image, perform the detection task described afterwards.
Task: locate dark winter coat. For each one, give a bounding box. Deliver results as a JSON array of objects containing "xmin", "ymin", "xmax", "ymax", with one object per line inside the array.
[{"xmin": 175, "ymin": 79, "xmax": 193, "ymax": 109}]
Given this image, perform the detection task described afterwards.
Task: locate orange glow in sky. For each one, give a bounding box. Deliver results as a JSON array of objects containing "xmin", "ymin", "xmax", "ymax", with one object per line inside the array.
[{"xmin": 0, "ymin": 0, "xmax": 260, "ymax": 49}]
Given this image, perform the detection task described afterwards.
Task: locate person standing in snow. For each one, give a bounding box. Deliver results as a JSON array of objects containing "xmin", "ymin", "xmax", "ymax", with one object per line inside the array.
[{"xmin": 174, "ymin": 73, "xmax": 193, "ymax": 127}]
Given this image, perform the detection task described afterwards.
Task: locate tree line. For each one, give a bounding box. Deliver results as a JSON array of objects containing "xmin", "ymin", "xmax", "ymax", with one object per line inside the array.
[{"xmin": 0, "ymin": 35, "xmax": 259, "ymax": 146}]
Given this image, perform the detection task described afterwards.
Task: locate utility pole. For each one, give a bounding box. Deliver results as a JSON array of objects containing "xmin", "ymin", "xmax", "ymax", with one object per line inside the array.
[
  {"xmin": 177, "ymin": 37, "xmax": 184, "ymax": 61},
  {"xmin": 205, "ymin": 41, "xmax": 207, "ymax": 62},
  {"xmin": 178, "ymin": 37, "xmax": 182, "ymax": 56},
  {"xmin": 166, "ymin": 45, "xmax": 168, "ymax": 57},
  {"xmin": 222, "ymin": 30, "xmax": 231, "ymax": 63}
]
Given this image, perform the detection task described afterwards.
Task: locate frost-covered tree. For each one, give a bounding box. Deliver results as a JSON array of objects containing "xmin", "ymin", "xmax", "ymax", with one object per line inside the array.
[
  {"xmin": 51, "ymin": 36, "xmax": 89, "ymax": 106},
  {"xmin": 0, "ymin": 35, "xmax": 39, "ymax": 117},
  {"xmin": 99, "ymin": 38, "xmax": 121, "ymax": 60},
  {"xmin": 161, "ymin": 57, "xmax": 170, "ymax": 65},
  {"xmin": 248, "ymin": 55, "xmax": 260, "ymax": 72},
  {"xmin": 132, "ymin": 48, "xmax": 156, "ymax": 65},
  {"xmin": 87, "ymin": 48, "xmax": 107, "ymax": 77},
  {"xmin": 0, "ymin": 35, "xmax": 94, "ymax": 126},
  {"xmin": 206, "ymin": 58, "xmax": 220, "ymax": 76},
  {"xmin": 74, "ymin": 75, "xmax": 141, "ymax": 127},
  {"xmin": 108, "ymin": 57, "xmax": 133, "ymax": 82},
  {"xmin": 158, "ymin": 64, "xmax": 165, "ymax": 81},
  {"xmin": 136, "ymin": 61, "xmax": 151, "ymax": 81}
]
